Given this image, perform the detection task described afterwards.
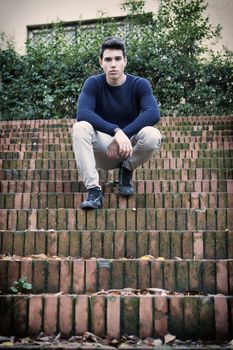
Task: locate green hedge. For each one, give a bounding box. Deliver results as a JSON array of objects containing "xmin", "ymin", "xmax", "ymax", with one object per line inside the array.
[{"xmin": 0, "ymin": 0, "xmax": 232, "ymax": 120}]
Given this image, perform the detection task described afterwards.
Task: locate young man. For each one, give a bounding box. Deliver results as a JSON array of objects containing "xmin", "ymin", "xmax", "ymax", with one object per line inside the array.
[{"xmin": 73, "ymin": 36, "xmax": 162, "ymax": 209}]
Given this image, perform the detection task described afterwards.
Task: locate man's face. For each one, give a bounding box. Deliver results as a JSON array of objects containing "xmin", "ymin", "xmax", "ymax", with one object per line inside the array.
[{"xmin": 99, "ymin": 49, "xmax": 127, "ymax": 85}]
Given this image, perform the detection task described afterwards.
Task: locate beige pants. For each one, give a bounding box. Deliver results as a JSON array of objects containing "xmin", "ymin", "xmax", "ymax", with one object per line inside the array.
[{"xmin": 72, "ymin": 121, "xmax": 162, "ymax": 190}]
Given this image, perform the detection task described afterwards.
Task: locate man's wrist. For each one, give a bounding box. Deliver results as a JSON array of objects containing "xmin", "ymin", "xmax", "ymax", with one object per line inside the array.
[{"xmin": 113, "ymin": 127, "xmax": 121, "ymax": 135}]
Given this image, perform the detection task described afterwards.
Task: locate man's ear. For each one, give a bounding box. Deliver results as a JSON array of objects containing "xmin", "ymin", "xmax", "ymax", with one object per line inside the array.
[{"xmin": 99, "ymin": 57, "xmax": 103, "ymax": 67}]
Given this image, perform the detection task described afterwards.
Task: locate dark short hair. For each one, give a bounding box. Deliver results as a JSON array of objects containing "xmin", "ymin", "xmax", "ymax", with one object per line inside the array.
[{"xmin": 99, "ymin": 36, "xmax": 126, "ymax": 59}]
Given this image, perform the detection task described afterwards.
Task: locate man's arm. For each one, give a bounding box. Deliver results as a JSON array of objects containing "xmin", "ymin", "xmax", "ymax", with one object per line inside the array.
[
  {"xmin": 77, "ymin": 77, "xmax": 119, "ymax": 135},
  {"xmin": 122, "ymin": 78, "xmax": 160, "ymax": 139}
]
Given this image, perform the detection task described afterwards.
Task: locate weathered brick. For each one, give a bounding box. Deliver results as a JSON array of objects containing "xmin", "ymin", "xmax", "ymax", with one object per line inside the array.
[
  {"xmin": 111, "ymin": 260, "xmax": 124, "ymax": 289},
  {"xmin": 107, "ymin": 296, "xmax": 121, "ymax": 339},
  {"xmin": 59, "ymin": 295, "xmax": 73, "ymax": 337},
  {"xmin": 12, "ymin": 295, "xmax": 28, "ymax": 337},
  {"xmin": 75, "ymin": 295, "xmax": 89, "ymax": 335},
  {"xmin": 214, "ymin": 296, "xmax": 229, "ymax": 340},
  {"xmin": 86, "ymin": 260, "xmax": 97, "ymax": 293},
  {"xmin": 73, "ymin": 259, "xmax": 85, "ymax": 294},
  {"xmin": 90, "ymin": 295, "xmax": 105, "ymax": 336},
  {"xmin": 60, "ymin": 260, "xmax": 72, "ymax": 293},
  {"xmin": 139, "ymin": 296, "xmax": 153, "ymax": 338},
  {"xmin": 0, "ymin": 295, "xmax": 12, "ymax": 335},
  {"xmin": 169, "ymin": 296, "xmax": 184, "ymax": 339},
  {"xmin": 154, "ymin": 296, "xmax": 168, "ymax": 337},
  {"xmin": 47, "ymin": 260, "xmax": 59, "ymax": 293},
  {"xmin": 44, "ymin": 295, "xmax": 58, "ymax": 335},
  {"xmin": 123, "ymin": 296, "xmax": 139, "ymax": 335},
  {"xmin": 29, "ymin": 295, "xmax": 43, "ymax": 335}
]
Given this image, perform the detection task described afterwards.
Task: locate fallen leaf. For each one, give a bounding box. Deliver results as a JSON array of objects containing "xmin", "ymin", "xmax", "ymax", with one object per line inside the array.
[
  {"xmin": 156, "ymin": 256, "xmax": 165, "ymax": 260},
  {"xmin": 164, "ymin": 333, "xmax": 176, "ymax": 344},
  {"xmin": 0, "ymin": 342, "xmax": 14, "ymax": 346},
  {"xmin": 140, "ymin": 255, "xmax": 155, "ymax": 260},
  {"xmin": 31, "ymin": 253, "xmax": 47, "ymax": 259}
]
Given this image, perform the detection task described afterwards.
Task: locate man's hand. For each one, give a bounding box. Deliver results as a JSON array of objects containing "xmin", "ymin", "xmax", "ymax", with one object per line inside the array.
[
  {"xmin": 114, "ymin": 129, "xmax": 133, "ymax": 158},
  {"xmin": 107, "ymin": 139, "xmax": 120, "ymax": 159}
]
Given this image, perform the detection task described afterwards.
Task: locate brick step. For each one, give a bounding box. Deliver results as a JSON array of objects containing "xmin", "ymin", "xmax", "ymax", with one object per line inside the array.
[
  {"xmin": 0, "ymin": 126, "xmax": 233, "ymax": 138},
  {"xmin": 1, "ymin": 157, "xmax": 233, "ymax": 170},
  {"xmin": 0, "ymin": 208, "xmax": 232, "ymax": 231},
  {"xmin": 1, "ymin": 149, "xmax": 233, "ymax": 160},
  {"xmin": 0, "ymin": 294, "xmax": 232, "ymax": 340},
  {"xmin": 0, "ymin": 192, "xmax": 232, "ymax": 210},
  {"xmin": 0, "ymin": 257, "xmax": 232, "ymax": 295},
  {"xmin": 1, "ymin": 135, "xmax": 232, "ymax": 144},
  {"xmin": 1, "ymin": 169, "xmax": 232, "ymax": 181},
  {"xmin": 1, "ymin": 120, "xmax": 232, "ymax": 131},
  {"xmin": 1, "ymin": 229, "xmax": 232, "ymax": 260},
  {"xmin": 1, "ymin": 180, "xmax": 232, "ymax": 194},
  {"xmin": 0, "ymin": 141, "xmax": 232, "ymax": 152}
]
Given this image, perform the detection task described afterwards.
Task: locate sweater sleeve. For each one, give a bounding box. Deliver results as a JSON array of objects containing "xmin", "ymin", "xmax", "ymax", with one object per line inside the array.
[
  {"xmin": 76, "ymin": 77, "xmax": 118, "ymax": 135},
  {"xmin": 122, "ymin": 78, "xmax": 160, "ymax": 138}
]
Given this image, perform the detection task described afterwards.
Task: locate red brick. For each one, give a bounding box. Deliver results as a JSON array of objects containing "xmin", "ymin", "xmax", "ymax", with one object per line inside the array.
[
  {"xmin": 182, "ymin": 232, "xmax": 193, "ymax": 259},
  {"xmin": 164, "ymin": 260, "xmax": 175, "ymax": 291},
  {"xmin": 216, "ymin": 260, "xmax": 228, "ymax": 295},
  {"xmin": 203, "ymin": 261, "xmax": 216, "ymax": 294},
  {"xmin": 137, "ymin": 231, "xmax": 149, "ymax": 258},
  {"xmin": 2, "ymin": 231, "xmax": 13, "ymax": 255},
  {"xmin": 184, "ymin": 296, "xmax": 199, "ymax": 339},
  {"xmin": 8, "ymin": 260, "xmax": 20, "ymax": 291},
  {"xmin": 126, "ymin": 231, "xmax": 137, "ymax": 258},
  {"xmin": 0, "ymin": 295, "xmax": 12, "ymax": 335},
  {"xmin": 75, "ymin": 295, "xmax": 89, "ymax": 335},
  {"xmin": 138, "ymin": 260, "xmax": 150, "ymax": 289},
  {"xmin": 47, "ymin": 230, "xmax": 57, "ymax": 256},
  {"xmin": 29, "ymin": 295, "xmax": 43, "ymax": 335},
  {"xmin": 214, "ymin": 296, "xmax": 229, "ymax": 340},
  {"xmin": 159, "ymin": 231, "xmax": 170, "ymax": 258},
  {"xmin": 123, "ymin": 296, "xmax": 139, "ymax": 335},
  {"xmin": 137, "ymin": 209, "xmax": 146, "ymax": 230},
  {"xmin": 81, "ymin": 231, "xmax": 91, "ymax": 258},
  {"xmin": 157, "ymin": 209, "xmax": 166, "ymax": 230},
  {"xmin": 60, "ymin": 260, "xmax": 72, "ymax": 293},
  {"xmin": 107, "ymin": 296, "xmax": 120, "ymax": 339},
  {"xmin": 58, "ymin": 231, "xmax": 69, "ymax": 256},
  {"xmin": 96, "ymin": 209, "xmax": 106, "ymax": 230},
  {"xmin": 47, "ymin": 260, "xmax": 59, "ymax": 292},
  {"xmin": 90, "ymin": 295, "xmax": 105, "ymax": 336},
  {"xmin": 33, "ymin": 260, "xmax": 46, "ymax": 293},
  {"xmin": 103, "ymin": 231, "xmax": 114, "ymax": 259},
  {"xmin": 148, "ymin": 231, "xmax": 159, "ymax": 258},
  {"xmin": 151, "ymin": 260, "xmax": 163, "ymax": 288},
  {"xmin": 86, "ymin": 260, "xmax": 97, "ymax": 293},
  {"xmin": 176, "ymin": 261, "xmax": 189, "ymax": 292},
  {"xmin": 67, "ymin": 209, "xmax": 76, "ymax": 230},
  {"xmin": 98, "ymin": 260, "xmax": 111, "ymax": 291},
  {"xmin": 13, "ymin": 231, "xmax": 24, "ymax": 256},
  {"xmin": 170, "ymin": 231, "xmax": 182, "ymax": 259},
  {"xmin": 111, "ymin": 260, "xmax": 124, "ymax": 289},
  {"xmin": 12, "ymin": 295, "xmax": 28, "ymax": 337},
  {"xmin": 92, "ymin": 231, "xmax": 102, "ymax": 257},
  {"xmin": 24, "ymin": 231, "xmax": 35, "ymax": 255},
  {"xmin": 193, "ymin": 232, "xmax": 203, "ymax": 259},
  {"xmin": 7, "ymin": 210, "xmax": 17, "ymax": 230},
  {"xmin": 154, "ymin": 296, "xmax": 168, "ymax": 337},
  {"xmin": 106, "ymin": 209, "xmax": 116, "ymax": 230},
  {"xmin": 57, "ymin": 209, "xmax": 67, "ymax": 230},
  {"xmin": 125, "ymin": 260, "xmax": 137, "ymax": 288},
  {"xmin": 139, "ymin": 296, "xmax": 153, "ymax": 338},
  {"xmin": 59, "ymin": 295, "xmax": 73, "ymax": 337},
  {"xmin": 169, "ymin": 296, "xmax": 184, "ymax": 339},
  {"xmin": 0, "ymin": 210, "xmax": 7, "ymax": 230},
  {"xmin": 44, "ymin": 295, "xmax": 58, "ymax": 335},
  {"xmin": 199, "ymin": 296, "xmax": 214, "ymax": 340},
  {"xmin": 73, "ymin": 259, "xmax": 85, "ymax": 293},
  {"xmin": 189, "ymin": 260, "xmax": 202, "ymax": 291},
  {"xmin": 47, "ymin": 209, "xmax": 57, "ymax": 230},
  {"xmin": 126, "ymin": 209, "xmax": 136, "ymax": 230},
  {"xmin": 21, "ymin": 259, "xmax": 32, "ymax": 284}
]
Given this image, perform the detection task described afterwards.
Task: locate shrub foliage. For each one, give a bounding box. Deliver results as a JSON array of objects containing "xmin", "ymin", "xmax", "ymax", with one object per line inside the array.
[{"xmin": 0, "ymin": 0, "xmax": 232, "ymax": 120}]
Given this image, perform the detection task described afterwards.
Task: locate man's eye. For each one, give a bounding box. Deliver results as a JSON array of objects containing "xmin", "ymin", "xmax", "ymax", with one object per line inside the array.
[
  {"xmin": 105, "ymin": 58, "xmax": 112, "ymax": 62},
  {"xmin": 115, "ymin": 57, "xmax": 122, "ymax": 61}
]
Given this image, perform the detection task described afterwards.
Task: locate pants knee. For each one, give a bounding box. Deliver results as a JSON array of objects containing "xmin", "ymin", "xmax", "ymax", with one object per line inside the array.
[
  {"xmin": 73, "ymin": 121, "xmax": 94, "ymax": 138},
  {"xmin": 140, "ymin": 126, "xmax": 162, "ymax": 151}
]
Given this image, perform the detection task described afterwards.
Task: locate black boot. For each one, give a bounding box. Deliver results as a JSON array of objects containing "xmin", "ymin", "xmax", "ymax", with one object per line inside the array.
[
  {"xmin": 119, "ymin": 165, "xmax": 134, "ymax": 196},
  {"xmin": 80, "ymin": 187, "xmax": 103, "ymax": 209}
]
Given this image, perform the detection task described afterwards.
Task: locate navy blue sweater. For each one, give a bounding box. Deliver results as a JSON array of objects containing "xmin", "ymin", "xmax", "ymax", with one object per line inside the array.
[{"xmin": 76, "ymin": 73, "xmax": 160, "ymax": 138}]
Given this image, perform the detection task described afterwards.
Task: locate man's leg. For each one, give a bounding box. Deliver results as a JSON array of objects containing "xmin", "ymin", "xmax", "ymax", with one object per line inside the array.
[
  {"xmin": 72, "ymin": 121, "xmax": 122, "ymax": 208},
  {"xmin": 123, "ymin": 126, "xmax": 162, "ymax": 171}
]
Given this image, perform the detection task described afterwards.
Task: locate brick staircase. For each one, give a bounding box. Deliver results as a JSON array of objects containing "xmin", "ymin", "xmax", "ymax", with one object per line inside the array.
[{"xmin": 0, "ymin": 116, "xmax": 232, "ymax": 346}]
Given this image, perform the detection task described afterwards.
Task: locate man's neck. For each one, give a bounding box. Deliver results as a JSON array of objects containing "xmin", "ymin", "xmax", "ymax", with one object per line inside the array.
[{"xmin": 106, "ymin": 74, "xmax": 127, "ymax": 87}]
